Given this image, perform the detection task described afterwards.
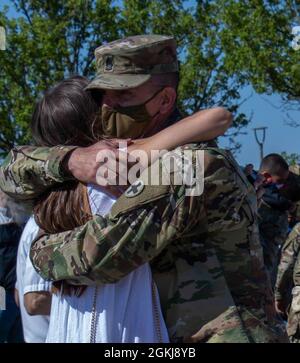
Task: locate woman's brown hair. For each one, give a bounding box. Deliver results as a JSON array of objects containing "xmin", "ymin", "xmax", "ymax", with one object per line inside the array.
[{"xmin": 31, "ymin": 76, "xmax": 102, "ymax": 296}]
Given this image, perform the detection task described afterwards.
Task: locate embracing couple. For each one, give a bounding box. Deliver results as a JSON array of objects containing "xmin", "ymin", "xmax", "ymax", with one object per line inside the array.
[{"xmin": 0, "ymin": 35, "xmax": 288, "ymax": 343}]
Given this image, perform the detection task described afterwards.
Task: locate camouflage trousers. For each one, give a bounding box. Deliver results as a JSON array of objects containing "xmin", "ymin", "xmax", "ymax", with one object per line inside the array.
[{"xmin": 287, "ymin": 287, "xmax": 300, "ymax": 343}]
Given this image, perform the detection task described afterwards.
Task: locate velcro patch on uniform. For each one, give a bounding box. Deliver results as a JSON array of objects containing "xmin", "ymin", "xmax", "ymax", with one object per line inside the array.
[
  {"xmin": 111, "ymin": 183, "xmax": 170, "ymax": 218},
  {"xmin": 124, "ymin": 180, "xmax": 145, "ymax": 198}
]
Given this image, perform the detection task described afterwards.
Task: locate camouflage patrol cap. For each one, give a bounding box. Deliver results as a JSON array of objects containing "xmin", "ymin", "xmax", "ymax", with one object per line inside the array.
[{"xmin": 86, "ymin": 34, "xmax": 178, "ymax": 90}]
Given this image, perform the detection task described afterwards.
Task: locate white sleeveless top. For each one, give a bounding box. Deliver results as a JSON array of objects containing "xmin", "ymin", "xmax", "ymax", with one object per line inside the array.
[{"xmin": 46, "ymin": 185, "xmax": 169, "ymax": 343}]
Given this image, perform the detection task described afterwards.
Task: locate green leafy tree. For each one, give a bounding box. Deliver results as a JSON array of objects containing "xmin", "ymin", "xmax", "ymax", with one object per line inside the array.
[
  {"xmin": 0, "ymin": 0, "xmax": 298, "ymax": 157},
  {"xmin": 219, "ymin": 0, "xmax": 300, "ymax": 112},
  {"xmin": 0, "ymin": 0, "xmax": 120, "ymax": 155}
]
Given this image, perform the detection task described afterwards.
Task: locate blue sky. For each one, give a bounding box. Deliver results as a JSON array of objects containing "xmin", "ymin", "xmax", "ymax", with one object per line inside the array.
[
  {"xmin": 219, "ymin": 87, "xmax": 299, "ymax": 168},
  {"xmin": 1, "ymin": 0, "xmax": 299, "ymax": 169}
]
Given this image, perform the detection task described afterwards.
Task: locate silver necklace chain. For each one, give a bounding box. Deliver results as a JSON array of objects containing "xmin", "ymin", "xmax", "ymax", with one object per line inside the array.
[
  {"xmin": 90, "ymin": 286, "xmax": 99, "ymax": 343},
  {"xmin": 90, "ymin": 281, "xmax": 163, "ymax": 343}
]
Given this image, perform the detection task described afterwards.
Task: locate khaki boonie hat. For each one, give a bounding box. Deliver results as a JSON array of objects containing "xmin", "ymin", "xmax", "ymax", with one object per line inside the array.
[{"xmin": 86, "ymin": 34, "xmax": 178, "ymax": 90}]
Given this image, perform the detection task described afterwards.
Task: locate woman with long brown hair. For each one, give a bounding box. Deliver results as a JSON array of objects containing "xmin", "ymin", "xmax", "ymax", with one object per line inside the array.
[
  {"xmin": 31, "ymin": 75, "xmax": 170, "ymax": 342},
  {"xmin": 31, "ymin": 75, "xmax": 231, "ymax": 342}
]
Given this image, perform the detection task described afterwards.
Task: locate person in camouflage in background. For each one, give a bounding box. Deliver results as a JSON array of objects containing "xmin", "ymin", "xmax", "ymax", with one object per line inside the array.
[
  {"xmin": 274, "ymin": 164, "xmax": 300, "ymax": 342},
  {"xmin": 287, "ymin": 164, "xmax": 300, "ymax": 231},
  {"xmin": 0, "ymin": 35, "xmax": 288, "ymax": 343},
  {"xmin": 275, "ymin": 223, "xmax": 300, "ymax": 342},
  {"xmin": 257, "ymin": 155, "xmax": 293, "ymax": 288}
]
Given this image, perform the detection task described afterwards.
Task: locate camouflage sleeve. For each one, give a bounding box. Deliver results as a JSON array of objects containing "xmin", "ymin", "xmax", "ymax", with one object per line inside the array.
[
  {"xmin": 0, "ymin": 145, "xmax": 76, "ymax": 201},
  {"xmin": 29, "ymin": 148, "xmax": 203, "ymax": 284},
  {"xmin": 275, "ymin": 223, "xmax": 300, "ymax": 302},
  {"xmin": 30, "ymin": 184, "xmax": 198, "ymax": 284}
]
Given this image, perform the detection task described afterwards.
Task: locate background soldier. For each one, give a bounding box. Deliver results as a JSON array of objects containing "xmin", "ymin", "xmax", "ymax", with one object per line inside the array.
[
  {"xmin": 257, "ymin": 154, "xmax": 293, "ymax": 287},
  {"xmin": 275, "ymin": 223, "xmax": 300, "ymax": 342},
  {"xmin": 286, "ymin": 164, "xmax": 300, "ymax": 231}
]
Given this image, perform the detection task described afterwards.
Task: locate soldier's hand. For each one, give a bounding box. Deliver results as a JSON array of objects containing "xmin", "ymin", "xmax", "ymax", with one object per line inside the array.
[
  {"xmin": 66, "ymin": 139, "xmax": 132, "ymax": 185},
  {"xmin": 96, "ymin": 139, "xmax": 152, "ymax": 187}
]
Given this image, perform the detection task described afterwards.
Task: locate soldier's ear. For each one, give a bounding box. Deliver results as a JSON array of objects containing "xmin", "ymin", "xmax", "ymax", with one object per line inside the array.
[{"xmin": 159, "ymin": 87, "xmax": 176, "ymax": 115}]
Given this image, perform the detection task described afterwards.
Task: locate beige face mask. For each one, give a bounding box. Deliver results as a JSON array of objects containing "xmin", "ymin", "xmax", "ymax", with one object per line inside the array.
[{"xmin": 100, "ymin": 89, "xmax": 163, "ymax": 139}]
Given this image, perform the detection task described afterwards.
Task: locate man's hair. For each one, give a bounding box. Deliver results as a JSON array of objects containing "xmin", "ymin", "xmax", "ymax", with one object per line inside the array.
[{"xmin": 259, "ymin": 153, "xmax": 289, "ymax": 175}]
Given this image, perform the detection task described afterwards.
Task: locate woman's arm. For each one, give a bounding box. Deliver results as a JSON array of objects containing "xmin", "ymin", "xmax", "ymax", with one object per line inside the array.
[
  {"xmin": 24, "ymin": 291, "xmax": 51, "ymax": 316},
  {"xmin": 131, "ymin": 107, "xmax": 232, "ymax": 154},
  {"xmin": 97, "ymin": 107, "xmax": 232, "ymax": 196}
]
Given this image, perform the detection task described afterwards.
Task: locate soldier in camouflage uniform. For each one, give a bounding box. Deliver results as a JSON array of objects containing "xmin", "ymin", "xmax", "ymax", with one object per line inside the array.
[
  {"xmin": 287, "ymin": 165, "xmax": 300, "ymax": 230},
  {"xmin": 275, "ymin": 164, "xmax": 300, "ymax": 343},
  {"xmin": 257, "ymin": 155, "xmax": 293, "ymax": 288},
  {"xmin": 0, "ymin": 35, "xmax": 288, "ymax": 343},
  {"xmin": 275, "ymin": 223, "xmax": 300, "ymax": 342}
]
